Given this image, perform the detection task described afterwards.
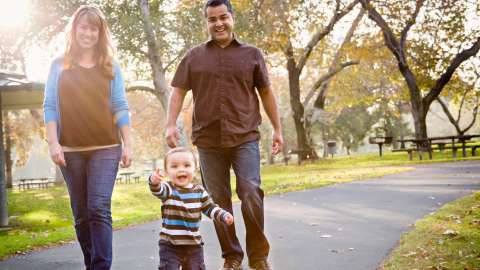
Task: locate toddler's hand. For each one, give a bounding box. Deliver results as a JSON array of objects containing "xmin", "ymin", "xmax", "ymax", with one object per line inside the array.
[
  {"xmin": 149, "ymin": 168, "xmax": 165, "ymax": 185},
  {"xmin": 223, "ymin": 213, "xmax": 234, "ymax": 226}
]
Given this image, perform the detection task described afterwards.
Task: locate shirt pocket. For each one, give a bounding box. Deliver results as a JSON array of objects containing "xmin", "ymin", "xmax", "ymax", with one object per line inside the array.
[{"xmin": 225, "ymin": 59, "xmax": 254, "ymax": 85}]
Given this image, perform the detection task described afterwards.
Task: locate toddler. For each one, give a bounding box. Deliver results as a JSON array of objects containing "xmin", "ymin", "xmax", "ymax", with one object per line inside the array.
[{"xmin": 149, "ymin": 147, "xmax": 234, "ymax": 269}]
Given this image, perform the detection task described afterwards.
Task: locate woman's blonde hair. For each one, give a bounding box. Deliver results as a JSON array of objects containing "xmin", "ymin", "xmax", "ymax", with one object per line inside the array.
[{"xmin": 64, "ymin": 5, "xmax": 114, "ymax": 79}]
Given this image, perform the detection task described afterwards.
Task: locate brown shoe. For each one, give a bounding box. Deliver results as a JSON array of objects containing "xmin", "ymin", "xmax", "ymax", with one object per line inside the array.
[
  {"xmin": 221, "ymin": 259, "xmax": 243, "ymax": 270},
  {"xmin": 250, "ymin": 260, "xmax": 272, "ymax": 270}
]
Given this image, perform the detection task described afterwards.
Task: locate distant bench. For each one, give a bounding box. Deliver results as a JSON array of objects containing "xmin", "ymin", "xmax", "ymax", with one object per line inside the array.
[
  {"xmin": 17, "ymin": 178, "xmax": 55, "ymax": 190},
  {"xmin": 393, "ymin": 137, "xmax": 480, "ymax": 160},
  {"xmin": 116, "ymin": 172, "xmax": 141, "ymax": 184}
]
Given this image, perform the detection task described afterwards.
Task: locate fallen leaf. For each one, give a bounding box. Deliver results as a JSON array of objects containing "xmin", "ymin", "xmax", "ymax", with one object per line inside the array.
[
  {"xmin": 442, "ymin": 229, "xmax": 458, "ymax": 236},
  {"xmin": 403, "ymin": 251, "xmax": 417, "ymax": 257}
]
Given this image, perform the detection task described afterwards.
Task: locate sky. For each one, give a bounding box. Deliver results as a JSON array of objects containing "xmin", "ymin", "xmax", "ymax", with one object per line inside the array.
[{"xmin": 0, "ymin": 0, "xmax": 29, "ymax": 29}]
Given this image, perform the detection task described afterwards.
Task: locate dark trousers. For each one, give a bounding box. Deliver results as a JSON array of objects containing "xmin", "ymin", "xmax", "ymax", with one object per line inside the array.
[
  {"xmin": 60, "ymin": 146, "xmax": 121, "ymax": 270},
  {"xmin": 158, "ymin": 240, "xmax": 205, "ymax": 270},
  {"xmin": 197, "ymin": 140, "xmax": 269, "ymax": 265}
]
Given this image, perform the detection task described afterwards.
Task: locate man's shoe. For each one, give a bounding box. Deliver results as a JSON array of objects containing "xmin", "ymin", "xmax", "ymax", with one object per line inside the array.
[
  {"xmin": 221, "ymin": 259, "xmax": 243, "ymax": 270},
  {"xmin": 250, "ymin": 260, "xmax": 272, "ymax": 270}
]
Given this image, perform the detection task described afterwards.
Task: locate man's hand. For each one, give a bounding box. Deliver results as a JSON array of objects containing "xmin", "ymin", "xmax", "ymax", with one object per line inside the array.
[
  {"xmin": 149, "ymin": 168, "xmax": 165, "ymax": 186},
  {"xmin": 271, "ymin": 130, "xmax": 283, "ymax": 155},
  {"xmin": 48, "ymin": 141, "xmax": 66, "ymax": 167},
  {"xmin": 120, "ymin": 145, "xmax": 132, "ymax": 168},
  {"xmin": 165, "ymin": 125, "xmax": 180, "ymax": 148}
]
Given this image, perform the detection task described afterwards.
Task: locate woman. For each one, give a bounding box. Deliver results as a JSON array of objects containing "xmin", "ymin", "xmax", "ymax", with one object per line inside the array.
[{"xmin": 43, "ymin": 5, "xmax": 131, "ymax": 270}]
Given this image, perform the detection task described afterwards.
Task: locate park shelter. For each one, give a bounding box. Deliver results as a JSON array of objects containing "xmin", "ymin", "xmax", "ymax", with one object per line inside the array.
[{"xmin": 0, "ymin": 72, "xmax": 44, "ymax": 226}]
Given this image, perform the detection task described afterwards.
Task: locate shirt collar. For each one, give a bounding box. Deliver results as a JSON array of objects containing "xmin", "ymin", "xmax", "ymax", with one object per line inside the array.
[{"xmin": 206, "ymin": 34, "xmax": 243, "ymax": 48}]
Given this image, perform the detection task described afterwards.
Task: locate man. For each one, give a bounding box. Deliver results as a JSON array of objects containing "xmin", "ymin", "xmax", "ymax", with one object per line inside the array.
[{"xmin": 166, "ymin": 0, "xmax": 283, "ymax": 269}]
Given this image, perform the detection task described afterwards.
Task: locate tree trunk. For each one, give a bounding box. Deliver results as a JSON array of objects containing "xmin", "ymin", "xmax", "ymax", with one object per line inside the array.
[
  {"xmin": 0, "ymin": 95, "xmax": 8, "ymax": 226},
  {"xmin": 138, "ymin": 0, "xmax": 187, "ymax": 146},
  {"xmin": 400, "ymin": 63, "xmax": 429, "ymax": 139},
  {"xmin": 3, "ymin": 112, "xmax": 12, "ymax": 189},
  {"xmin": 411, "ymin": 105, "xmax": 428, "ymax": 140},
  {"xmin": 287, "ymin": 60, "xmax": 315, "ymax": 161},
  {"xmin": 280, "ymin": 116, "xmax": 289, "ymax": 165}
]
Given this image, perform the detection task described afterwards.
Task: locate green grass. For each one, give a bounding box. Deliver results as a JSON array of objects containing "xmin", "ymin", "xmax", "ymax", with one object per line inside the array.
[
  {"xmin": 380, "ymin": 192, "xmax": 480, "ymax": 270},
  {"xmin": 1, "ymin": 149, "xmax": 479, "ymax": 259},
  {"xmin": 2, "ymin": 183, "xmax": 161, "ymax": 258}
]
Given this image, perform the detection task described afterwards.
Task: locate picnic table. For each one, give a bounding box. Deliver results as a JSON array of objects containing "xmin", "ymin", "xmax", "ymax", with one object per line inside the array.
[
  {"xmin": 395, "ymin": 134, "xmax": 480, "ymax": 160},
  {"xmin": 17, "ymin": 177, "xmax": 55, "ymax": 190},
  {"xmin": 118, "ymin": 172, "xmax": 136, "ymax": 183},
  {"xmin": 368, "ymin": 136, "xmax": 393, "ymax": 157}
]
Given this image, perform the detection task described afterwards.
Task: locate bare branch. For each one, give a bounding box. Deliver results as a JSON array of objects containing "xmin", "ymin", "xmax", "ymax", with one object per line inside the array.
[
  {"xmin": 303, "ymin": 61, "xmax": 359, "ymax": 107},
  {"xmin": 138, "ymin": 0, "xmax": 165, "ymax": 73},
  {"xmin": 436, "ymin": 97, "xmax": 461, "ymax": 134},
  {"xmin": 164, "ymin": 49, "xmax": 184, "ymax": 71},
  {"xmin": 126, "ymin": 85, "xmax": 157, "ymax": 95},
  {"xmin": 456, "ymin": 88, "xmax": 472, "ymax": 122},
  {"xmin": 399, "ymin": 0, "xmax": 424, "ymax": 51},
  {"xmin": 424, "ymin": 37, "xmax": 480, "ymax": 107},
  {"xmin": 360, "ymin": 0, "xmax": 405, "ymax": 66},
  {"xmin": 296, "ymin": 0, "xmax": 359, "ymax": 71},
  {"xmin": 462, "ymin": 102, "xmax": 478, "ymax": 134},
  {"xmin": 308, "ymin": 8, "xmax": 364, "ymax": 110}
]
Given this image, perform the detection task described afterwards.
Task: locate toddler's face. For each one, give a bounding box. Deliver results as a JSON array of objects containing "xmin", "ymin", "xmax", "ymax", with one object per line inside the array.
[{"xmin": 165, "ymin": 152, "xmax": 196, "ymax": 188}]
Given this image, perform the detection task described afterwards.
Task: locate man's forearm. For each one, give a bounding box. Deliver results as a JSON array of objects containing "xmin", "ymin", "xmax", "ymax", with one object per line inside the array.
[
  {"xmin": 167, "ymin": 87, "xmax": 187, "ymax": 127},
  {"xmin": 259, "ymin": 87, "xmax": 282, "ymax": 132}
]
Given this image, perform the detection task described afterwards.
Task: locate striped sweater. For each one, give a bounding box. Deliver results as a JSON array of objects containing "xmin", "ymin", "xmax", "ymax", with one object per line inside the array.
[{"xmin": 149, "ymin": 181, "xmax": 229, "ymax": 245}]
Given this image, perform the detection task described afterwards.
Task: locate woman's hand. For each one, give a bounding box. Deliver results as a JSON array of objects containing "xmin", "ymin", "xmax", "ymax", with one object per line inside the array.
[
  {"xmin": 120, "ymin": 145, "xmax": 132, "ymax": 168},
  {"xmin": 49, "ymin": 142, "xmax": 66, "ymax": 167}
]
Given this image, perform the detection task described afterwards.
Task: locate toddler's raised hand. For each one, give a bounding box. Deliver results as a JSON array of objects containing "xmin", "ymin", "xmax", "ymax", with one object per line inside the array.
[
  {"xmin": 223, "ymin": 212, "xmax": 234, "ymax": 226},
  {"xmin": 149, "ymin": 168, "xmax": 165, "ymax": 185}
]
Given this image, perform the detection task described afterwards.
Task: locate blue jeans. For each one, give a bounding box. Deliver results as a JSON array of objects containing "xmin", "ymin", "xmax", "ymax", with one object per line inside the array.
[
  {"xmin": 158, "ymin": 241, "xmax": 205, "ymax": 270},
  {"xmin": 60, "ymin": 146, "xmax": 121, "ymax": 270},
  {"xmin": 197, "ymin": 140, "xmax": 269, "ymax": 265}
]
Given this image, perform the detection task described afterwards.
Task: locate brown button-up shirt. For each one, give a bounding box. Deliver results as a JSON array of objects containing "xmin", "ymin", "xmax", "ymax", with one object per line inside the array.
[{"xmin": 172, "ymin": 38, "xmax": 271, "ymax": 148}]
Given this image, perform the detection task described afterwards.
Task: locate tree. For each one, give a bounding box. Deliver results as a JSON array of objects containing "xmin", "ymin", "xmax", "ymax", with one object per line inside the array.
[
  {"xmin": 243, "ymin": 0, "xmax": 360, "ymax": 161},
  {"xmin": 102, "ymin": 0, "xmax": 213, "ymax": 147},
  {"xmin": 306, "ymin": 9, "xmax": 364, "ymax": 157},
  {"xmin": 436, "ymin": 65, "xmax": 480, "ymax": 136},
  {"xmin": 331, "ymin": 104, "xmax": 375, "ymax": 154},
  {"xmin": 359, "ymin": 0, "xmax": 480, "ymax": 140}
]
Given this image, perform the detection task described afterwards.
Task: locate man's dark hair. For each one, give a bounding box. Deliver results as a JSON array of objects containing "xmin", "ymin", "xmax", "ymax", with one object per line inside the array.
[{"xmin": 204, "ymin": 0, "xmax": 234, "ymax": 17}]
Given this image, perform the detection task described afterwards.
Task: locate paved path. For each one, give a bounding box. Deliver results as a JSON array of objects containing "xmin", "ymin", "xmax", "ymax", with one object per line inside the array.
[{"xmin": 1, "ymin": 161, "xmax": 479, "ymax": 270}]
